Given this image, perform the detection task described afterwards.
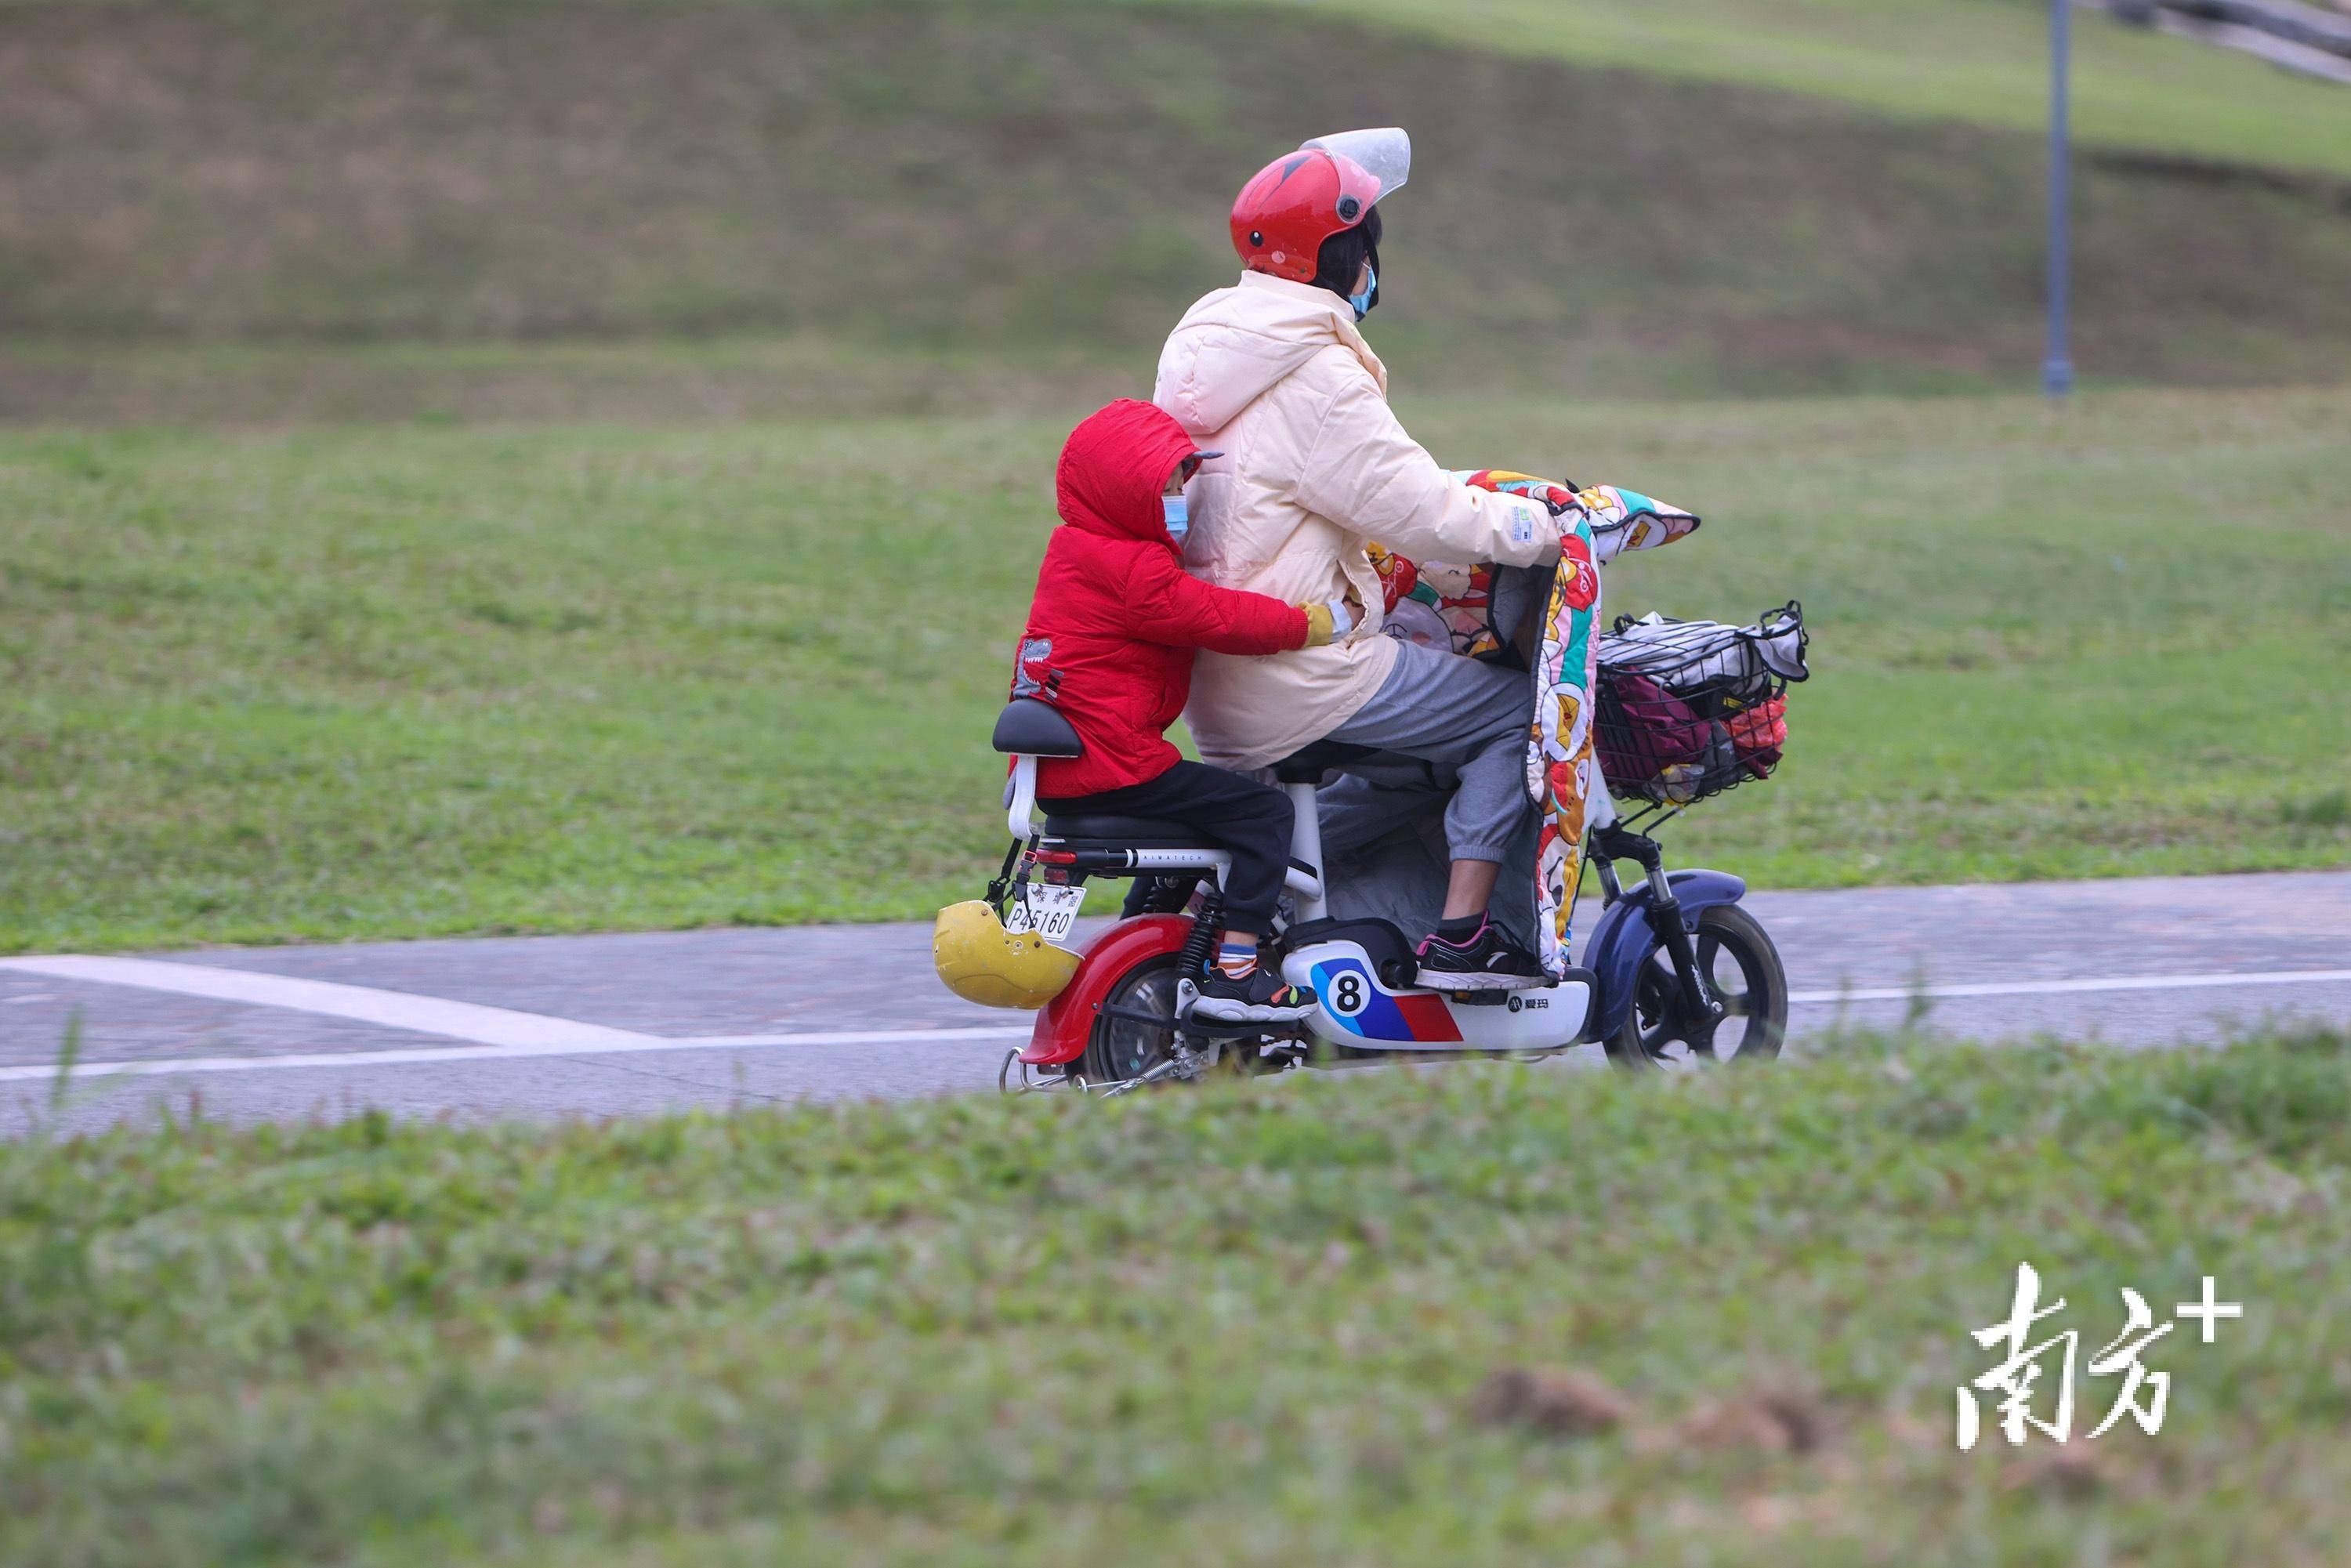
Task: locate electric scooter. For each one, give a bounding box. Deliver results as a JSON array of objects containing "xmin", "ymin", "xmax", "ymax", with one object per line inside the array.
[{"xmin": 988, "ymin": 695, "xmax": 1788, "ymax": 1094}]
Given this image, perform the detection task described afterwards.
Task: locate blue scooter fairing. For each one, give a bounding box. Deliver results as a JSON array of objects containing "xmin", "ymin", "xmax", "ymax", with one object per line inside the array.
[{"xmin": 1579, "ymin": 868, "xmax": 1748, "ymax": 1043}]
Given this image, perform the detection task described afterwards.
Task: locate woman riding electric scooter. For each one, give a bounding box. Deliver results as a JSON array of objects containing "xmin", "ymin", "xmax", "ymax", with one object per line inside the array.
[{"xmin": 1152, "ymin": 128, "xmax": 1568, "ymax": 987}]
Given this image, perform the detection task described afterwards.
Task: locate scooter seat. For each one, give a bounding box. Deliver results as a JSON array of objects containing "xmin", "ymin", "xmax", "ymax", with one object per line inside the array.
[
  {"xmin": 1270, "ymin": 737, "xmax": 1380, "ymax": 783},
  {"xmin": 1040, "ymin": 811, "xmax": 1217, "ymax": 848}
]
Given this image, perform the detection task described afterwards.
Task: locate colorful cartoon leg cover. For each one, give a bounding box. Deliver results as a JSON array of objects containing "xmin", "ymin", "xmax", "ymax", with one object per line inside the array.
[
  {"xmin": 1527, "ymin": 514, "xmax": 1601, "ymax": 980},
  {"xmin": 1454, "ymin": 473, "xmax": 1703, "ymax": 980}
]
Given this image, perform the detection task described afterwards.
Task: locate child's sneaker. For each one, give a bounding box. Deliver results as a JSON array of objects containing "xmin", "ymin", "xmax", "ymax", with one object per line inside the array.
[
  {"xmin": 1415, "ymin": 918, "xmax": 1547, "ymax": 990},
  {"xmin": 1189, "ymin": 961, "xmax": 1317, "ymax": 1024}
]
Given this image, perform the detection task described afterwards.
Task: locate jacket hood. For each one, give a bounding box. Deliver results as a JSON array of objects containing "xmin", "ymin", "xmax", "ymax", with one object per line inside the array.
[
  {"xmin": 1155, "ymin": 271, "xmax": 1388, "ymax": 435},
  {"xmin": 1055, "ymin": 398, "xmax": 1199, "ymax": 548}
]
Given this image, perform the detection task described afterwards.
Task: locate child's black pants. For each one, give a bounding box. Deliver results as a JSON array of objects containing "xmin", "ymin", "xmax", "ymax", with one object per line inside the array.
[{"xmin": 1040, "ymin": 760, "xmax": 1295, "ymax": 934}]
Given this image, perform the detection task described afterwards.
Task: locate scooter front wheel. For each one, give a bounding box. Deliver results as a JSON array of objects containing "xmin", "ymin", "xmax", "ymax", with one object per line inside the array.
[{"xmin": 1605, "ymin": 903, "xmax": 1788, "ymax": 1070}]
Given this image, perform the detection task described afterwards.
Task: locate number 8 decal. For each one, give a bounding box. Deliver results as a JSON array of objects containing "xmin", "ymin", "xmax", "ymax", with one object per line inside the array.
[{"xmin": 1328, "ymin": 969, "xmax": 1367, "ymax": 1018}]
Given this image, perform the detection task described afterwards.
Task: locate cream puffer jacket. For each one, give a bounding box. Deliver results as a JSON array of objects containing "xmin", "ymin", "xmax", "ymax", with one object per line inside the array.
[{"xmin": 1154, "ymin": 272, "xmax": 1563, "ymax": 770}]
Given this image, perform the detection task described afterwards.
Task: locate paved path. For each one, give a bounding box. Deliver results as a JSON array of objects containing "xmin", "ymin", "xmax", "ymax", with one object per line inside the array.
[{"xmin": 4, "ymin": 871, "xmax": 2347, "ymax": 1136}]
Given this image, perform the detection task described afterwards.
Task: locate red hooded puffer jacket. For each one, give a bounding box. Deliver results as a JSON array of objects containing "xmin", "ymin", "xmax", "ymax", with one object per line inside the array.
[{"xmin": 1013, "ymin": 399, "xmax": 1308, "ymax": 798}]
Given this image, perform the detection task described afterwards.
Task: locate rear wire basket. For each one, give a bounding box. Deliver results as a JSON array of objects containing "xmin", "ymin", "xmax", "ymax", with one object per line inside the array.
[{"xmin": 1593, "ymin": 604, "xmax": 1803, "ymax": 807}]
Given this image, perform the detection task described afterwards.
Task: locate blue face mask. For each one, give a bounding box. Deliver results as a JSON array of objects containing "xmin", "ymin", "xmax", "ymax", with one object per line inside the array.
[
  {"xmin": 1162, "ymin": 494, "xmax": 1189, "ymax": 543},
  {"xmin": 1349, "ymin": 262, "xmax": 1378, "ymax": 323}
]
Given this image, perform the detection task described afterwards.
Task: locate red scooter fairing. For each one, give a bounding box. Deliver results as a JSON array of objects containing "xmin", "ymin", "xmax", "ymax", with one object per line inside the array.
[{"xmin": 1020, "ymin": 914, "xmax": 1192, "ymax": 1066}]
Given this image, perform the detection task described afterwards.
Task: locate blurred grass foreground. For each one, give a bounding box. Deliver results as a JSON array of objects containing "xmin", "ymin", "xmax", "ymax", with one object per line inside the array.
[{"xmin": 5, "ymin": 1026, "xmax": 2351, "ymax": 1565}]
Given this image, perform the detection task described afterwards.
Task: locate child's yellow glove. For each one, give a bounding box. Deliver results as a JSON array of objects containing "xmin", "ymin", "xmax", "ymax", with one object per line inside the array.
[{"xmin": 1299, "ymin": 597, "xmax": 1356, "ymax": 648}]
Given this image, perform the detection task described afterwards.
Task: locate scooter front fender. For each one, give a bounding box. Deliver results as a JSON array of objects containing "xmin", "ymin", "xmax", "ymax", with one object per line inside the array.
[
  {"xmin": 1581, "ymin": 869, "xmax": 1748, "ymax": 1043},
  {"xmin": 1020, "ymin": 914, "xmax": 1192, "ymax": 1066}
]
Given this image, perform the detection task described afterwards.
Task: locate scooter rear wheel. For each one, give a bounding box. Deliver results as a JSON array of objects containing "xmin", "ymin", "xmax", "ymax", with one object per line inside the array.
[
  {"xmin": 1605, "ymin": 903, "xmax": 1787, "ymax": 1070},
  {"xmin": 1075, "ymin": 953, "xmax": 1182, "ymax": 1086}
]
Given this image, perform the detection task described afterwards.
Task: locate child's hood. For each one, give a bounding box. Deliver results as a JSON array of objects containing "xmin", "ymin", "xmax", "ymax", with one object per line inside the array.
[{"xmin": 1055, "ymin": 398, "xmax": 1199, "ymax": 548}]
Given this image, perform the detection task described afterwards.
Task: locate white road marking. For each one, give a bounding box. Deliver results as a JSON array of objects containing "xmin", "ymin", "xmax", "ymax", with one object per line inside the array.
[
  {"xmin": 1784, "ymin": 968, "xmax": 2351, "ymax": 1005},
  {"xmin": 0, "ymin": 954, "xmax": 660, "ymax": 1049},
  {"xmin": 0, "ymin": 1025, "xmax": 1035, "ymax": 1084},
  {"xmin": 0, "ymin": 956, "xmax": 2342, "ymax": 1086}
]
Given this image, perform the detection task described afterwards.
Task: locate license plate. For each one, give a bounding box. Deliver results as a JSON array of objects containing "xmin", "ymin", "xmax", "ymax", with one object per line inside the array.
[{"xmin": 1002, "ymin": 882, "xmax": 1087, "ymax": 945}]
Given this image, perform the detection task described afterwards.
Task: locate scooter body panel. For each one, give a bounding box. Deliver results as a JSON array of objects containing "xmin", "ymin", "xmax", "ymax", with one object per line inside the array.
[
  {"xmin": 1580, "ymin": 868, "xmax": 1748, "ymax": 1042},
  {"xmin": 1013, "ymin": 875, "xmax": 1748, "ymax": 1068},
  {"xmin": 1283, "ymin": 936, "xmax": 1595, "ymax": 1052},
  {"xmin": 1019, "ymin": 914, "xmax": 1191, "ymax": 1066}
]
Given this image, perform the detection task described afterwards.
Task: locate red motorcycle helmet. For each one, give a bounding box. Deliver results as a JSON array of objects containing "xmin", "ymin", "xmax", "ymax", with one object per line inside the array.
[{"xmin": 1230, "ymin": 128, "xmax": 1411, "ymax": 282}]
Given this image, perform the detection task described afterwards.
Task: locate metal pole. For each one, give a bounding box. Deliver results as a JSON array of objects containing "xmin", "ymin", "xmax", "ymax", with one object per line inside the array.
[{"xmin": 2044, "ymin": 0, "xmax": 2075, "ymax": 397}]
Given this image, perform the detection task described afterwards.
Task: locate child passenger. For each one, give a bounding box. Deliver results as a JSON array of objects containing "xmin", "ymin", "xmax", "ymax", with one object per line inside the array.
[{"xmin": 1009, "ymin": 399, "xmax": 1353, "ymax": 1023}]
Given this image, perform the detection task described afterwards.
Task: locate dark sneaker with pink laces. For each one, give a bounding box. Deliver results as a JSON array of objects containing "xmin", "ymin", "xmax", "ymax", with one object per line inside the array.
[{"xmin": 1415, "ymin": 919, "xmax": 1548, "ymax": 990}]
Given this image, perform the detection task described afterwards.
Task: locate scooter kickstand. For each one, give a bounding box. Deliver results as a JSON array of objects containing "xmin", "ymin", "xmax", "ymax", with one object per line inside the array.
[{"xmin": 1096, "ymin": 1037, "xmax": 1215, "ymax": 1098}]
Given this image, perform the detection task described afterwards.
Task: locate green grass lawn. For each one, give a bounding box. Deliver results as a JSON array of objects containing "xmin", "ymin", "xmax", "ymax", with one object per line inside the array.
[
  {"xmin": 9, "ymin": 0, "xmax": 2351, "ymax": 413},
  {"xmin": 2, "ymin": 384, "xmax": 2345, "ymax": 953},
  {"xmin": 5, "ymin": 1027, "xmax": 2350, "ymax": 1565}
]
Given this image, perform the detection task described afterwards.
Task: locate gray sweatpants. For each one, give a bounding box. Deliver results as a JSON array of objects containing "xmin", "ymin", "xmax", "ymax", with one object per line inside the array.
[{"xmin": 1319, "ymin": 639, "xmax": 1536, "ymax": 865}]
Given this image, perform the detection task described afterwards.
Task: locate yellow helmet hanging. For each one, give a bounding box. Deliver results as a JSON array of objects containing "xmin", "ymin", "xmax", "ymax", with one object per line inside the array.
[{"xmin": 932, "ymin": 900, "xmax": 1079, "ymax": 1010}]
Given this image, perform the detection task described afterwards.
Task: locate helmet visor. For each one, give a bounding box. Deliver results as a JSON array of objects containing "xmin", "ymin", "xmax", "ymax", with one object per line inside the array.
[{"xmin": 1303, "ymin": 127, "xmax": 1411, "ymax": 204}]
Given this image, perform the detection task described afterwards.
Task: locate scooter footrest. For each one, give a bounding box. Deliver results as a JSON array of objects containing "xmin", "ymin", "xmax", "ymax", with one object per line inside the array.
[
  {"xmin": 1183, "ymin": 1015, "xmax": 1309, "ymax": 1038},
  {"xmin": 1094, "ymin": 1003, "xmax": 1181, "ymax": 1031},
  {"xmin": 1094, "ymin": 1002, "xmax": 1292, "ymax": 1040},
  {"xmin": 1418, "ymin": 972, "xmax": 1554, "ymax": 996}
]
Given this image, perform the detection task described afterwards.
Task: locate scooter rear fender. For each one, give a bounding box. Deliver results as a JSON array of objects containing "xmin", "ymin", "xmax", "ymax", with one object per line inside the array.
[
  {"xmin": 1581, "ymin": 869, "xmax": 1748, "ymax": 1043},
  {"xmin": 1020, "ymin": 914, "xmax": 1192, "ymax": 1066}
]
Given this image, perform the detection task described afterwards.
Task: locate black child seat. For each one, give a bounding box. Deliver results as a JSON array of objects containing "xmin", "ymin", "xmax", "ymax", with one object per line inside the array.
[
  {"xmin": 1041, "ymin": 740, "xmax": 1379, "ymax": 846},
  {"xmin": 988, "ymin": 701, "xmax": 1331, "ymax": 918},
  {"xmin": 991, "ymin": 699, "xmax": 1215, "ymax": 849},
  {"xmin": 994, "ymin": 701, "xmax": 1378, "ymax": 853},
  {"xmin": 1039, "ymin": 809, "xmax": 1215, "ymax": 846},
  {"xmin": 991, "ymin": 697, "xmax": 1084, "ymax": 758}
]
